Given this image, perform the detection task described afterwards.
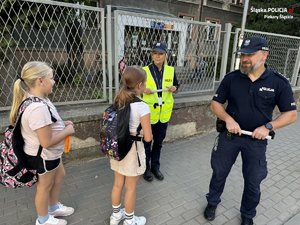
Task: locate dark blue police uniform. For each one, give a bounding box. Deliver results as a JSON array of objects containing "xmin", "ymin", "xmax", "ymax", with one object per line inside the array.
[{"xmin": 206, "ymin": 67, "xmax": 297, "ymax": 219}]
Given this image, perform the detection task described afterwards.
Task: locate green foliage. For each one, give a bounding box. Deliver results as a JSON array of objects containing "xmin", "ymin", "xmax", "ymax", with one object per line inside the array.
[
  {"xmin": 247, "ymin": 0, "xmax": 300, "ymax": 36},
  {"xmin": 92, "ymin": 90, "xmax": 103, "ymax": 99},
  {"xmin": 74, "ymin": 73, "xmax": 83, "ymax": 85}
]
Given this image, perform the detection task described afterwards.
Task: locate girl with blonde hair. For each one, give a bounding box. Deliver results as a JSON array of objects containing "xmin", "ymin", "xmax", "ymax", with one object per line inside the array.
[
  {"xmin": 10, "ymin": 61, "xmax": 75, "ymax": 225},
  {"xmin": 109, "ymin": 66, "xmax": 152, "ymax": 225}
]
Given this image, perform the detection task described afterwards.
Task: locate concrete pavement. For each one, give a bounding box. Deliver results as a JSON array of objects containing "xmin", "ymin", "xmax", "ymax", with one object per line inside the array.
[{"xmin": 1, "ymin": 114, "xmax": 300, "ymax": 225}]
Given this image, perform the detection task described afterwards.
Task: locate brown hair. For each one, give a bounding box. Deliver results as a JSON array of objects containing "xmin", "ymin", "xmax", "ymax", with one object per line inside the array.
[{"xmin": 114, "ymin": 66, "xmax": 146, "ymax": 109}]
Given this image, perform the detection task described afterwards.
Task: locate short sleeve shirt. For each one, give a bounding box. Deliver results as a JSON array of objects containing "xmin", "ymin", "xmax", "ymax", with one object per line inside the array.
[
  {"xmin": 129, "ymin": 101, "xmax": 150, "ymax": 134},
  {"xmin": 21, "ymin": 98, "xmax": 65, "ymax": 160},
  {"xmin": 213, "ymin": 68, "xmax": 296, "ymax": 131}
]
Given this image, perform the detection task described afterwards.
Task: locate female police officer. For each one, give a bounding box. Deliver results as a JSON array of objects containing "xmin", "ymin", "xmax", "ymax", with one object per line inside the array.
[
  {"xmin": 141, "ymin": 42, "xmax": 179, "ymax": 182},
  {"xmin": 204, "ymin": 36, "xmax": 297, "ymax": 225}
]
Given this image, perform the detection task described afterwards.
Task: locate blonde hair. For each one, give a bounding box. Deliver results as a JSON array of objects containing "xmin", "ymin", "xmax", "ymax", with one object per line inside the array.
[
  {"xmin": 114, "ymin": 66, "xmax": 146, "ymax": 109},
  {"xmin": 9, "ymin": 61, "xmax": 52, "ymax": 125}
]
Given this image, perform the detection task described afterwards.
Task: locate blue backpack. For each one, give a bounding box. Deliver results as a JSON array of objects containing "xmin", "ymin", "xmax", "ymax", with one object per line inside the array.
[
  {"xmin": 0, "ymin": 97, "xmax": 56, "ymax": 188},
  {"xmin": 100, "ymin": 97, "xmax": 142, "ymax": 162}
]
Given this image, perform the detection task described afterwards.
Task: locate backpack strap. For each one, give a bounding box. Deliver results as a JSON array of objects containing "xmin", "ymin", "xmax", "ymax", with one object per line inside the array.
[
  {"xmin": 131, "ymin": 97, "xmax": 143, "ymax": 167},
  {"xmin": 136, "ymin": 124, "xmax": 142, "ymax": 135},
  {"xmin": 14, "ymin": 97, "xmax": 57, "ymax": 158},
  {"xmin": 132, "ymin": 96, "xmax": 143, "ymax": 136},
  {"xmin": 115, "ymin": 96, "xmax": 143, "ymax": 165},
  {"xmin": 17, "ymin": 97, "xmax": 57, "ymax": 123}
]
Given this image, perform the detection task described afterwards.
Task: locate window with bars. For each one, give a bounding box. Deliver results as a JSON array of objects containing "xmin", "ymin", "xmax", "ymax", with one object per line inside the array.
[
  {"xmin": 231, "ymin": 0, "xmax": 243, "ymax": 5},
  {"xmin": 204, "ymin": 19, "xmax": 219, "ymax": 41}
]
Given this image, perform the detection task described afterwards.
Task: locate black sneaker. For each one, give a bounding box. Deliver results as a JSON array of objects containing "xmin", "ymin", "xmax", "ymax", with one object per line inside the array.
[
  {"xmin": 143, "ymin": 169, "xmax": 153, "ymax": 182},
  {"xmin": 204, "ymin": 204, "xmax": 217, "ymax": 221},
  {"xmin": 241, "ymin": 215, "xmax": 253, "ymax": 225}
]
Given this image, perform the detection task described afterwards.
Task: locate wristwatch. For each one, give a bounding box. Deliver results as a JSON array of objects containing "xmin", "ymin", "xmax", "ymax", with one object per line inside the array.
[{"xmin": 265, "ymin": 122, "xmax": 273, "ymax": 130}]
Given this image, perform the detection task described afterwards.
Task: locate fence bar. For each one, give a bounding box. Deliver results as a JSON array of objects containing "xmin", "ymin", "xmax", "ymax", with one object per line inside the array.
[
  {"xmin": 22, "ymin": 0, "xmax": 103, "ymax": 11},
  {"xmin": 101, "ymin": 7, "xmax": 107, "ymax": 101},
  {"xmin": 113, "ymin": 11, "xmax": 120, "ymax": 92},
  {"xmin": 230, "ymin": 28, "xmax": 240, "ymax": 72},
  {"xmin": 244, "ymin": 28, "xmax": 300, "ymax": 40},
  {"xmin": 220, "ymin": 23, "xmax": 232, "ymax": 80},
  {"xmin": 212, "ymin": 27, "xmax": 221, "ymax": 90},
  {"xmin": 106, "ymin": 5, "xmax": 113, "ymax": 104},
  {"xmin": 291, "ymin": 46, "xmax": 300, "ymax": 86}
]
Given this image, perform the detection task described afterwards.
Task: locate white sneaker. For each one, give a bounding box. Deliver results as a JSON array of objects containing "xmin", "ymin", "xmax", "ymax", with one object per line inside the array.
[
  {"xmin": 123, "ymin": 215, "xmax": 146, "ymax": 225},
  {"xmin": 110, "ymin": 208, "xmax": 125, "ymax": 225},
  {"xmin": 35, "ymin": 215, "xmax": 67, "ymax": 225},
  {"xmin": 49, "ymin": 202, "xmax": 74, "ymax": 217}
]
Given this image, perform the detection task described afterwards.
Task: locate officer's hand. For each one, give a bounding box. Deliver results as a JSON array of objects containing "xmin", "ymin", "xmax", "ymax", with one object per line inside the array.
[
  {"xmin": 144, "ymin": 88, "xmax": 153, "ymax": 94},
  {"xmin": 225, "ymin": 119, "xmax": 241, "ymax": 135},
  {"xmin": 166, "ymin": 86, "xmax": 177, "ymax": 92},
  {"xmin": 252, "ymin": 126, "xmax": 270, "ymax": 140}
]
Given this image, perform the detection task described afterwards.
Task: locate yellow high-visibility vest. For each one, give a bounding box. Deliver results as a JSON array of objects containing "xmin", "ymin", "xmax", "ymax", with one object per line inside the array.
[{"xmin": 142, "ymin": 65, "xmax": 174, "ymax": 124}]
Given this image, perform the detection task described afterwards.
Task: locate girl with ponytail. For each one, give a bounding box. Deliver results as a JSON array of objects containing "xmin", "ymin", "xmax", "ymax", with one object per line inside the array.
[
  {"xmin": 9, "ymin": 61, "xmax": 75, "ymax": 225},
  {"xmin": 109, "ymin": 66, "xmax": 152, "ymax": 225}
]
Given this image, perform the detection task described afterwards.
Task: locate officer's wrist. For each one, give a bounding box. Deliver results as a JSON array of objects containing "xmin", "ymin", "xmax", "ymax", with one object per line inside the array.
[{"xmin": 264, "ymin": 122, "xmax": 273, "ymax": 131}]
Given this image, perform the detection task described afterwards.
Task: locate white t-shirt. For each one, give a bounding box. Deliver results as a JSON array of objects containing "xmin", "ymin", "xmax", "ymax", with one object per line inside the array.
[
  {"xmin": 129, "ymin": 101, "xmax": 150, "ymax": 134},
  {"xmin": 21, "ymin": 98, "xmax": 65, "ymax": 160}
]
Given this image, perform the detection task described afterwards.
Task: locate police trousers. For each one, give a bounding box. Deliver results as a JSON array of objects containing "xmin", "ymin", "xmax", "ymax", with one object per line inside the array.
[
  {"xmin": 143, "ymin": 121, "xmax": 168, "ymax": 171},
  {"xmin": 206, "ymin": 131, "xmax": 268, "ymax": 219}
]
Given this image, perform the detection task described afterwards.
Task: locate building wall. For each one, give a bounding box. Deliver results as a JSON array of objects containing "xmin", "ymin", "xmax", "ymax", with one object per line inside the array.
[
  {"xmin": 103, "ymin": 0, "xmax": 201, "ymax": 19},
  {"xmin": 100, "ymin": 0, "xmax": 243, "ymax": 27},
  {"xmin": 202, "ymin": 4, "xmax": 243, "ymax": 27}
]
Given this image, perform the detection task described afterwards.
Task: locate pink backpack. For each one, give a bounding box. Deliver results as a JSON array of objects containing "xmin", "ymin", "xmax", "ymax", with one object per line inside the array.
[{"xmin": 0, "ymin": 97, "xmax": 56, "ymax": 188}]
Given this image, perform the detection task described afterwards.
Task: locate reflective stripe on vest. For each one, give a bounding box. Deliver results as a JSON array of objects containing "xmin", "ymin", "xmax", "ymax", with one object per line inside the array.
[{"xmin": 142, "ymin": 65, "xmax": 174, "ymax": 124}]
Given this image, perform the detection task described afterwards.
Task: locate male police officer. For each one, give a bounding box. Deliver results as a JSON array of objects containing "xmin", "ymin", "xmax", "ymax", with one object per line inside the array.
[
  {"xmin": 142, "ymin": 42, "xmax": 179, "ymax": 182},
  {"xmin": 204, "ymin": 36, "xmax": 297, "ymax": 225}
]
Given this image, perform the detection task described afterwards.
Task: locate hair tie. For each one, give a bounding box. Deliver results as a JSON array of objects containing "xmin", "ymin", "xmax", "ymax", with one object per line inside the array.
[{"xmin": 18, "ymin": 76, "xmax": 24, "ymax": 82}]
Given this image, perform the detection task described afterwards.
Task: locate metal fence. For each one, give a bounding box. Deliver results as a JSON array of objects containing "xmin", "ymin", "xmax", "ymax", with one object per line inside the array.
[
  {"xmin": 1, "ymin": 0, "xmax": 300, "ymax": 110},
  {"xmin": 231, "ymin": 29, "xmax": 300, "ymax": 86},
  {"xmin": 1, "ymin": 0, "xmax": 221, "ymax": 109},
  {"xmin": 112, "ymin": 10, "xmax": 221, "ymax": 95},
  {"xmin": 0, "ymin": 0, "xmax": 106, "ymax": 109}
]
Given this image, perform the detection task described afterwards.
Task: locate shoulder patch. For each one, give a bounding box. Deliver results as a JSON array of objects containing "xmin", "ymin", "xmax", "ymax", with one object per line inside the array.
[{"xmin": 271, "ymin": 69, "xmax": 289, "ymax": 82}]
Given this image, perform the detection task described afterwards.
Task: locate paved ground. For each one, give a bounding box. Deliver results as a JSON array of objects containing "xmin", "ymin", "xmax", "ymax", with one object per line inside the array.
[{"xmin": 1, "ymin": 114, "xmax": 300, "ymax": 225}]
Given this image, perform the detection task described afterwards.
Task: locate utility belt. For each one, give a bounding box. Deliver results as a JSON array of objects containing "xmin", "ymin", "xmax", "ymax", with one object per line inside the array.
[{"xmin": 216, "ymin": 118, "xmax": 275, "ymax": 140}]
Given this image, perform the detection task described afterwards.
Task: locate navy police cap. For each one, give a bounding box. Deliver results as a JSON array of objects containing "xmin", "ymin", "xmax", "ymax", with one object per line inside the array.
[
  {"xmin": 152, "ymin": 42, "xmax": 167, "ymax": 53},
  {"xmin": 238, "ymin": 36, "xmax": 269, "ymax": 54}
]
